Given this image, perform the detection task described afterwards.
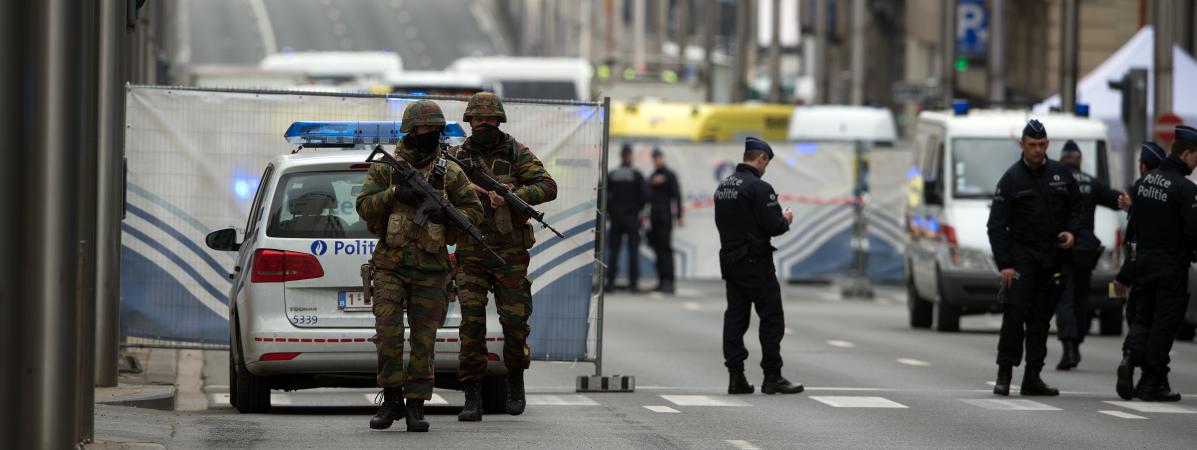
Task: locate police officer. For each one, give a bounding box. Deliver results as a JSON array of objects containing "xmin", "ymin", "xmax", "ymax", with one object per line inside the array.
[
  {"xmin": 357, "ymin": 100, "xmax": 484, "ymax": 431},
  {"xmin": 1114, "ymin": 142, "xmax": 1166, "ymax": 331},
  {"xmin": 987, "ymin": 119, "xmax": 1082, "ymax": 397},
  {"xmin": 1054, "ymin": 140, "xmax": 1127, "ymax": 370},
  {"xmin": 647, "ymin": 146, "xmax": 683, "ymax": 294},
  {"xmin": 606, "ymin": 144, "xmax": 647, "ymax": 291},
  {"xmin": 714, "ymin": 137, "xmax": 803, "ymax": 395},
  {"xmin": 1113, "ymin": 126, "xmax": 1197, "ymax": 402},
  {"xmin": 451, "ymin": 92, "xmax": 558, "ymax": 421}
]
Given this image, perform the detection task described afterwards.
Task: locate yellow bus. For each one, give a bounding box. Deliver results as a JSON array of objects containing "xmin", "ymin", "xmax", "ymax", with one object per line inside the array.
[{"xmin": 611, "ymin": 100, "xmax": 792, "ymax": 142}]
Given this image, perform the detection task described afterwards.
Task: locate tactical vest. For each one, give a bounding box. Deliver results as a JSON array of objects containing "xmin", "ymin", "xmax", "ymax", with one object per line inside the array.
[
  {"xmin": 456, "ymin": 144, "xmax": 535, "ymax": 249},
  {"xmin": 385, "ymin": 152, "xmax": 449, "ymax": 254}
]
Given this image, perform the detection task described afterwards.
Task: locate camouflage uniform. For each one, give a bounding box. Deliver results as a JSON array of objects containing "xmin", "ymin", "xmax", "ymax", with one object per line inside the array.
[
  {"xmin": 356, "ymin": 102, "xmax": 483, "ymax": 401},
  {"xmin": 453, "ymin": 93, "xmax": 558, "ymax": 384}
]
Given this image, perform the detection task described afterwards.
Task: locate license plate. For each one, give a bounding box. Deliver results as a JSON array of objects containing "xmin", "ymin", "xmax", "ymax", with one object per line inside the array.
[{"xmin": 338, "ymin": 291, "xmax": 370, "ymax": 311}]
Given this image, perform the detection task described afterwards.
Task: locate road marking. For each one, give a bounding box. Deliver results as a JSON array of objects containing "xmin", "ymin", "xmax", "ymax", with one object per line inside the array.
[
  {"xmin": 1104, "ymin": 401, "xmax": 1197, "ymax": 414},
  {"xmin": 1099, "ymin": 410, "xmax": 1148, "ymax": 419},
  {"xmin": 269, "ymin": 393, "xmax": 293, "ymax": 406},
  {"xmin": 362, "ymin": 393, "xmax": 447, "ymax": 405},
  {"xmin": 661, "ymin": 395, "xmax": 750, "ymax": 407},
  {"xmin": 526, "ymin": 394, "xmax": 599, "ymax": 406},
  {"xmin": 897, "ymin": 358, "xmax": 930, "ymax": 367},
  {"xmin": 682, "ymin": 301, "xmax": 702, "ymax": 311},
  {"xmin": 960, "ymin": 399, "xmax": 1060, "ymax": 411},
  {"xmin": 246, "ymin": 0, "xmax": 279, "ymax": 55},
  {"xmin": 726, "ymin": 440, "xmax": 760, "ymax": 450},
  {"xmin": 826, "ymin": 340, "xmax": 856, "ymax": 348},
  {"xmin": 810, "ymin": 396, "xmax": 908, "ymax": 408},
  {"xmin": 643, "ymin": 405, "xmax": 680, "ymax": 413}
]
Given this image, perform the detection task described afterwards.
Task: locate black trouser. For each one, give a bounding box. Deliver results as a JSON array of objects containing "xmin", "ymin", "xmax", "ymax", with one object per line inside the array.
[
  {"xmin": 1122, "ymin": 256, "xmax": 1190, "ymax": 377},
  {"xmin": 647, "ymin": 218, "xmax": 675, "ymax": 284},
  {"xmin": 997, "ymin": 264, "xmax": 1063, "ymax": 370},
  {"xmin": 722, "ymin": 256, "xmax": 784, "ymax": 375},
  {"xmin": 606, "ymin": 220, "xmax": 640, "ymax": 288},
  {"xmin": 1055, "ymin": 250, "xmax": 1099, "ymax": 342}
]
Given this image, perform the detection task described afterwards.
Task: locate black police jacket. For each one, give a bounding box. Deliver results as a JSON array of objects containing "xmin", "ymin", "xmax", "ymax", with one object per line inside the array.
[
  {"xmin": 1066, "ymin": 165, "xmax": 1122, "ymax": 252},
  {"xmin": 607, "ymin": 163, "xmax": 646, "ymax": 227},
  {"xmin": 649, "ymin": 166, "xmax": 682, "ymax": 223},
  {"xmin": 987, "ymin": 157, "xmax": 1083, "ymax": 270},
  {"xmin": 1123, "ymin": 156, "xmax": 1197, "ymax": 263},
  {"xmin": 714, "ymin": 164, "xmax": 789, "ymax": 267}
]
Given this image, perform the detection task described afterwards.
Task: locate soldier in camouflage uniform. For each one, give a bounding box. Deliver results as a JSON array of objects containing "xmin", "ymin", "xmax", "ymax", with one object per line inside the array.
[
  {"xmin": 452, "ymin": 92, "xmax": 558, "ymax": 421},
  {"xmin": 357, "ymin": 100, "xmax": 484, "ymax": 432}
]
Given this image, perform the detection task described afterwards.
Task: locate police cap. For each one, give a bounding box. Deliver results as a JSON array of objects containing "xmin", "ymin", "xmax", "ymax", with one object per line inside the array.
[
  {"xmin": 1022, "ymin": 119, "xmax": 1047, "ymax": 140},
  {"xmin": 1140, "ymin": 142, "xmax": 1166, "ymax": 170},
  {"xmin": 1061, "ymin": 140, "xmax": 1081, "ymax": 155},
  {"xmin": 1176, "ymin": 125, "xmax": 1197, "ymax": 147},
  {"xmin": 745, "ymin": 137, "xmax": 774, "ymax": 160}
]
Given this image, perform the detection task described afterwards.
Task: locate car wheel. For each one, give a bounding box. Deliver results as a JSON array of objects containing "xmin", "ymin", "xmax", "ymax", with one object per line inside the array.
[
  {"xmin": 935, "ymin": 274, "xmax": 961, "ymax": 332},
  {"xmin": 228, "ymin": 351, "xmax": 239, "ymax": 410},
  {"xmin": 231, "ymin": 315, "xmax": 271, "ymax": 413},
  {"xmin": 1098, "ymin": 305, "xmax": 1123, "ymax": 336},
  {"xmin": 481, "ymin": 374, "xmax": 508, "ymax": 414},
  {"xmin": 1176, "ymin": 323, "xmax": 1196, "ymax": 341},
  {"xmin": 908, "ymin": 276, "xmax": 933, "ymax": 329}
]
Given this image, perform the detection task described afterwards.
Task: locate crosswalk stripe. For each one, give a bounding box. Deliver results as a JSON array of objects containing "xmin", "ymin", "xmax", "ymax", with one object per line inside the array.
[
  {"xmin": 1099, "ymin": 410, "xmax": 1148, "ymax": 419},
  {"xmin": 525, "ymin": 394, "xmax": 599, "ymax": 406},
  {"xmin": 725, "ymin": 440, "xmax": 760, "ymax": 450},
  {"xmin": 810, "ymin": 396, "xmax": 908, "ymax": 408},
  {"xmin": 661, "ymin": 395, "xmax": 750, "ymax": 407},
  {"xmin": 643, "ymin": 405, "xmax": 680, "ymax": 413},
  {"xmin": 960, "ymin": 399, "xmax": 1060, "ymax": 411},
  {"xmin": 1104, "ymin": 401, "xmax": 1197, "ymax": 414}
]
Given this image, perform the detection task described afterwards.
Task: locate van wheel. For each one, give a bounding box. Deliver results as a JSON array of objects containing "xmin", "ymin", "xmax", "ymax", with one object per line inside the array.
[
  {"xmin": 936, "ymin": 301, "xmax": 962, "ymax": 332},
  {"xmin": 908, "ymin": 277, "xmax": 933, "ymax": 329},
  {"xmin": 1098, "ymin": 305, "xmax": 1123, "ymax": 336},
  {"xmin": 231, "ymin": 316, "xmax": 271, "ymax": 413},
  {"xmin": 481, "ymin": 374, "xmax": 508, "ymax": 414}
]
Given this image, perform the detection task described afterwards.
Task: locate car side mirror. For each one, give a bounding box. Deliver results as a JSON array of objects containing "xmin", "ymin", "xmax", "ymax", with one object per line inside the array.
[
  {"xmin": 205, "ymin": 228, "xmax": 240, "ymax": 252},
  {"xmin": 924, "ymin": 180, "xmax": 943, "ymax": 205}
]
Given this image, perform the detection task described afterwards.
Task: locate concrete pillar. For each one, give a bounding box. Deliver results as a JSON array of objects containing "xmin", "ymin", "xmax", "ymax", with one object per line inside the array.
[
  {"xmin": 849, "ymin": 0, "xmax": 866, "ymax": 105},
  {"xmin": 988, "ymin": 0, "xmax": 1006, "ymax": 106},
  {"xmin": 96, "ymin": 0, "xmax": 128, "ymax": 389},
  {"xmin": 814, "ymin": 0, "xmax": 828, "ymax": 104},
  {"xmin": 1155, "ymin": 0, "xmax": 1176, "ymax": 119},
  {"xmin": 1059, "ymin": 0, "xmax": 1079, "ymax": 113},
  {"xmin": 941, "ymin": 0, "xmax": 955, "ymax": 107},
  {"xmin": 768, "ymin": 0, "xmax": 783, "ymax": 102}
]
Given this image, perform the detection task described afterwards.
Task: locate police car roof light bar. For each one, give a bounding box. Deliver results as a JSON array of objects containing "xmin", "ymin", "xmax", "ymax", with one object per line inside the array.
[
  {"xmin": 284, "ymin": 121, "xmax": 466, "ymax": 147},
  {"xmin": 1074, "ymin": 103, "xmax": 1090, "ymax": 118},
  {"xmin": 952, "ymin": 99, "xmax": 969, "ymax": 116}
]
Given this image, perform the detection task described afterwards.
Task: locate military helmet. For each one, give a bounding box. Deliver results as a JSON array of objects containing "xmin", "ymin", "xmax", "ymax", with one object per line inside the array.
[
  {"xmin": 462, "ymin": 92, "xmax": 507, "ymax": 123},
  {"xmin": 399, "ymin": 100, "xmax": 447, "ymax": 133}
]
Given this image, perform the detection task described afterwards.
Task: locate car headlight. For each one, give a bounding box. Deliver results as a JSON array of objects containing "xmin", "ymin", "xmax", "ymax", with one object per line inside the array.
[{"xmin": 952, "ymin": 247, "xmax": 995, "ymax": 272}]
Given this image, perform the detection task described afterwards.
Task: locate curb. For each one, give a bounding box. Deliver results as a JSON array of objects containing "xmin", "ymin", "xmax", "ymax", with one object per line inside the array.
[{"xmin": 95, "ymin": 385, "xmax": 177, "ymax": 411}]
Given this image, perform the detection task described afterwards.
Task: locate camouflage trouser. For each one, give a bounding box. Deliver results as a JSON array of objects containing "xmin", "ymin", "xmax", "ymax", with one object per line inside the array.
[
  {"xmin": 373, "ymin": 267, "xmax": 449, "ymax": 400},
  {"xmin": 455, "ymin": 249, "xmax": 533, "ymax": 383}
]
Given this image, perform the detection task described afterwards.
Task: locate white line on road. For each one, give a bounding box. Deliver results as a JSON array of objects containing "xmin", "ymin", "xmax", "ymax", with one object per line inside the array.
[
  {"xmin": 810, "ymin": 396, "xmax": 908, "ymax": 408},
  {"xmin": 784, "ymin": 327, "xmax": 794, "ymax": 335},
  {"xmin": 960, "ymin": 399, "xmax": 1060, "ymax": 411},
  {"xmin": 826, "ymin": 340, "xmax": 856, "ymax": 348},
  {"xmin": 726, "ymin": 440, "xmax": 760, "ymax": 450},
  {"xmin": 682, "ymin": 301, "xmax": 702, "ymax": 311},
  {"xmin": 247, "ymin": 0, "xmax": 279, "ymax": 55},
  {"xmin": 526, "ymin": 394, "xmax": 599, "ymax": 406},
  {"xmin": 662, "ymin": 395, "xmax": 750, "ymax": 407},
  {"xmin": 643, "ymin": 405, "xmax": 680, "ymax": 413},
  {"xmin": 1099, "ymin": 410, "xmax": 1148, "ymax": 419},
  {"xmin": 1104, "ymin": 401, "xmax": 1197, "ymax": 414},
  {"xmin": 897, "ymin": 358, "xmax": 930, "ymax": 367}
]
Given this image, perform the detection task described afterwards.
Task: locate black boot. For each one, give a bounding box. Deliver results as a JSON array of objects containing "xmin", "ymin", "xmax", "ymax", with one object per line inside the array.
[
  {"xmin": 761, "ymin": 373, "xmax": 804, "ymax": 395},
  {"xmin": 1056, "ymin": 340, "xmax": 1077, "ymax": 371},
  {"xmin": 1138, "ymin": 372, "xmax": 1182, "ymax": 402},
  {"xmin": 1116, "ymin": 350, "xmax": 1136, "ymax": 400},
  {"xmin": 1020, "ymin": 367, "xmax": 1060, "ymax": 396},
  {"xmin": 506, "ymin": 369, "xmax": 526, "ymax": 415},
  {"xmin": 993, "ymin": 365, "xmax": 1012, "ymax": 396},
  {"xmin": 458, "ymin": 382, "xmax": 483, "ymax": 422},
  {"xmin": 1072, "ymin": 340, "xmax": 1082, "ymax": 367},
  {"xmin": 369, "ymin": 387, "xmax": 406, "ymax": 430},
  {"xmin": 405, "ymin": 398, "xmax": 429, "ymax": 432},
  {"xmin": 728, "ymin": 371, "xmax": 755, "ymax": 394}
]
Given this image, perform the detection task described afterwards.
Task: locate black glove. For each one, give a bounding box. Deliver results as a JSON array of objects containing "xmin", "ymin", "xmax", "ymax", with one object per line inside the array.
[
  {"xmin": 428, "ymin": 208, "xmax": 449, "ymax": 225},
  {"xmin": 393, "ymin": 185, "xmax": 425, "ymax": 206}
]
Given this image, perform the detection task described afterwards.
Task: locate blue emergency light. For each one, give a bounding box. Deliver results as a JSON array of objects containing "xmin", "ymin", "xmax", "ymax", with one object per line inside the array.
[
  {"xmin": 1074, "ymin": 103, "xmax": 1090, "ymax": 118},
  {"xmin": 283, "ymin": 121, "xmax": 466, "ymax": 147},
  {"xmin": 952, "ymin": 99, "xmax": 969, "ymax": 116}
]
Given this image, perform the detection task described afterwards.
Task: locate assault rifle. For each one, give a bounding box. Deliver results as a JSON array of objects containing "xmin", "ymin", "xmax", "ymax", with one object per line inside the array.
[{"xmin": 442, "ymin": 151, "xmax": 565, "ymax": 239}]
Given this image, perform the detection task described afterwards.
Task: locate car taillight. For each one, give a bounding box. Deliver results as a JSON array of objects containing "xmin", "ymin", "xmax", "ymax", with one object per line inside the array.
[
  {"xmin": 260, "ymin": 352, "xmax": 301, "ymax": 361},
  {"xmin": 251, "ymin": 249, "xmax": 325, "ymax": 283},
  {"xmin": 941, "ymin": 224, "xmax": 958, "ymax": 247}
]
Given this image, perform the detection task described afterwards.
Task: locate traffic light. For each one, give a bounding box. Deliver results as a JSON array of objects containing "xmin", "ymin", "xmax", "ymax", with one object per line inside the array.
[{"xmin": 955, "ymin": 57, "xmax": 969, "ymax": 72}]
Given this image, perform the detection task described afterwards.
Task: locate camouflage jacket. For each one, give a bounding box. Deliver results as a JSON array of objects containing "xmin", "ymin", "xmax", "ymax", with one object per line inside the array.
[
  {"xmin": 356, "ymin": 142, "xmax": 483, "ymax": 272},
  {"xmin": 451, "ymin": 133, "xmax": 558, "ymax": 244}
]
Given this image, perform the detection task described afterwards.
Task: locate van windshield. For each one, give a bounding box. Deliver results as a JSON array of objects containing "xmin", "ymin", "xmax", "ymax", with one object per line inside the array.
[
  {"xmin": 266, "ymin": 170, "xmax": 375, "ymax": 239},
  {"xmin": 498, "ymin": 80, "xmax": 578, "ymax": 100},
  {"xmin": 951, "ymin": 138, "xmax": 1102, "ymax": 199}
]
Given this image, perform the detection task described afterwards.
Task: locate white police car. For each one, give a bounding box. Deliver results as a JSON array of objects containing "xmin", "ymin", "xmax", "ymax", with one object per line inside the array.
[{"xmin": 205, "ymin": 121, "xmax": 509, "ymax": 413}]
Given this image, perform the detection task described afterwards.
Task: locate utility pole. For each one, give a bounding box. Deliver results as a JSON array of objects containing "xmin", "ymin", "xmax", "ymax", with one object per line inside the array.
[
  {"xmin": 768, "ymin": 0, "xmax": 783, "ymax": 102},
  {"xmin": 1154, "ymin": 0, "xmax": 1176, "ymax": 121},
  {"xmin": 95, "ymin": 0, "xmax": 128, "ymax": 389},
  {"xmin": 633, "ymin": 0, "xmax": 646, "ymax": 73},
  {"xmin": 674, "ymin": 0, "xmax": 691, "ymax": 73},
  {"xmin": 988, "ymin": 0, "xmax": 1006, "ymax": 106},
  {"xmin": 1059, "ymin": 0, "xmax": 1079, "ymax": 113},
  {"xmin": 655, "ymin": 0, "xmax": 668, "ymax": 71},
  {"xmin": 941, "ymin": 0, "xmax": 956, "ymax": 108},
  {"xmin": 703, "ymin": 0, "xmax": 716, "ymax": 101},
  {"xmin": 849, "ymin": 0, "xmax": 866, "ymax": 105},
  {"xmin": 732, "ymin": 0, "xmax": 752, "ymax": 102},
  {"xmin": 814, "ymin": 0, "xmax": 827, "ymax": 104}
]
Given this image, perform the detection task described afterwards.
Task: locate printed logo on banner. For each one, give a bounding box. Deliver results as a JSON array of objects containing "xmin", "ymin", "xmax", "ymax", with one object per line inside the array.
[
  {"xmin": 714, "ymin": 162, "xmax": 737, "ymax": 183},
  {"xmin": 311, "ymin": 240, "xmax": 328, "ymax": 256}
]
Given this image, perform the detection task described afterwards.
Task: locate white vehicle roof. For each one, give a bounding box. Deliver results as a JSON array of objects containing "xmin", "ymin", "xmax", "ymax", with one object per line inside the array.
[
  {"xmin": 189, "ymin": 65, "xmax": 308, "ymax": 89},
  {"xmin": 386, "ymin": 71, "xmax": 487, "ymax": 88},
  {"xmin": 919, "ymin": 109, "xmax": 1109, "ymax": 140},
  {"xmin": 270, "ymin": 149, "xmax": 371, "ymax": 171},
  {"xmin": 260, "ymin": 51, "xmax": 403, "ymax": 81},
  {"xmin": 787, "ymin": 105, "xmax": 897, "ymax": 143},
  {"xmin": 446, "ymin": 56, "xmax": 590, "ymax": 100}
]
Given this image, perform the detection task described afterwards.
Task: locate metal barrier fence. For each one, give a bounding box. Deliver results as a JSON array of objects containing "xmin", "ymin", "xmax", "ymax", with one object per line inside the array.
[{"xmin": 122, "ymin": 86, "xmax": 608, "ymax": 365}]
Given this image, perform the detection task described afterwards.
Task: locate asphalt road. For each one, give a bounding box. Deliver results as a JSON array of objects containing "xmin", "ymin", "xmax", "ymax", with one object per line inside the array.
[
  {"xmin": 96, "ymin": 281, "xmax": 1197, "ymax": 449},
  {"xmin": 185, "ymin": 0, "xmax": 498, "ymax": 70}
]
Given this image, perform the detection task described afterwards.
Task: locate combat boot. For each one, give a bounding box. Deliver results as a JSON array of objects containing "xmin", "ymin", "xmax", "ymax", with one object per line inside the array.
[
  {"xmin": 1056, "ymin": 340, "xmax": 1077, "ymax": 371},
  {"xmin": 728, "ymin": 371, "xmax": 755, "ymax": 395},
  {"xmin": 1116, "ymin": 350, "xmax": 1136, "ymax": 400},
  {"xmin": 369, "ymin": 387, "xmax": 406, "ymax": 430},
  {"xmin": 405, "ymin": 398, "xmax": 429, "ymax": 432},
  {"xmin": 761, "ymin": 373, "xmax": 804, "ymax": 395},
  {"xmin": 993, "ymin": 365, "xmax": 1012, "ymax": 396},
  {"xmin": 458, "ymin": 382, "xmax": 483, "ymax": 422},
  {"xmin": 1138, "ymin": 372, "xmax": 1182, "ymax": 402},
  {"xmin": 1019, "ymin": 367, "xmax": 1059, "ymax": 396},
  {"xmin": 1072, "ymin": 340, "xmax": 1082, "ymax": 366},
  {"xmin": 506, "ymin": 369, "xmax": 526, "ymax": 415}
]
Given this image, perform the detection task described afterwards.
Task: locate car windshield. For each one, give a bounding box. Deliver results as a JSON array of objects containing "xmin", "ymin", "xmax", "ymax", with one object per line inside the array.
[
  {"xmin": 266, "ymin": 170, "xmax": 374, "ymax": 239},
  {"xmin": 498, "ymin": 80, "xmax": 577, "ymax": 100},
  {"xmin": 951, "ymin": 138, "xmax": 1102, "ymax": 199}
]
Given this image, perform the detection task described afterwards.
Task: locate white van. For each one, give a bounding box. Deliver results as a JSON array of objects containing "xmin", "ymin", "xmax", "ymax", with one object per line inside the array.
[
  {"xmin": 905, "ymin": 107, "xmax": 1124, "ymax": 332},
  {"xmin": 260, "ymin": 51, "xmax": 403, "ymax": 85},
  {"xmin": 447, "ymin": 57, "xmax": 590, "ymax": 101},
  {"xmin": 786, "ymin": 105, "xmax": 898, "ymax": 146},
  {"xmin": 376, "ymin": 71, "xmax": 500, "ymax": 97}
]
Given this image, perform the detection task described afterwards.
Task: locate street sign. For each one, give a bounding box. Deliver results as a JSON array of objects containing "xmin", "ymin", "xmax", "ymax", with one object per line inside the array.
[
  {"xmin": 1155, "ymin": 113, "xmax": 1184, "ymax": 144},
  {"xmin": 956, "ymin": 0, "xmax": 989, "ymax": 57}
]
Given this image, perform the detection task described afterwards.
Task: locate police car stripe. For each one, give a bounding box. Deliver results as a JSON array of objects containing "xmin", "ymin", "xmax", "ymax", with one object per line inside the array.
[{"xmin": 121, "ymin": 236, "xmax": 229, "ymax": 320}]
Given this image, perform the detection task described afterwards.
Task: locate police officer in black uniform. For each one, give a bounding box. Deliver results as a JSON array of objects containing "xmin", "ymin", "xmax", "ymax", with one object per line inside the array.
[
  {"xmin": 1114, "ymin": 142, "xmax": 1165, "ymax": 349},
  {"xmin": 607, "ymin": 144, "xmax": 647, "ymax": 291},
  {"xmin": 648, "ymin": 147, "xmax": 683, "ymax": 294},
  {"xmin": 714, "ymin": 137, "xmax": 803, "ymax": 395},
  {"xmin": 1113, "ymin": 126, "xmax": 1197, "ymax": 402},
  {"xmin": 987, "ymin": 120, "xmax": 1083, "ymax": 397},
  {"xmin": 1054, "ymin": 140, "xmax": 1127, "ymax": 371}
]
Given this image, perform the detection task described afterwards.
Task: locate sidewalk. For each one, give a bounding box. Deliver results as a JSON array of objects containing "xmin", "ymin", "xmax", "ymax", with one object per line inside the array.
[{"xmin": 93, "ymin": 347, "xmax": 208, "ymax": 411}]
